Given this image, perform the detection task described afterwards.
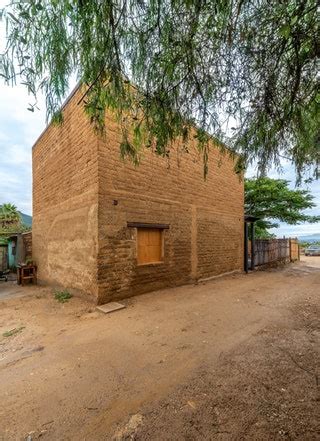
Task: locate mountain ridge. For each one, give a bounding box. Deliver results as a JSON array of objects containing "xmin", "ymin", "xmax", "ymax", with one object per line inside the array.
[
  {"xmin": 19, "ymin": 211, "xmax": 32, "ymax": 226},
  {"xmin": 298, "ymin": 234, "xmax": 320, "ymax": 242}
]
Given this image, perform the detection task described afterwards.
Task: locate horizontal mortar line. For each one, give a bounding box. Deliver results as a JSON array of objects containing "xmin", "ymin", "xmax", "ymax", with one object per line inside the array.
[{"xmin": 101, "ymin": 188, "xmax": 242, "ymax": 215}]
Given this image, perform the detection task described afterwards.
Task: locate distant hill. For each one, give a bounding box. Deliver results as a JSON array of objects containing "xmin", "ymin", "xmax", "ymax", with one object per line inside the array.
[
  {"xmin": 19, "ymin": 212, "xmax": 32, "ymax": 226},
  {"xmin": 298, "ymin": 234, "xmax": 320, "ymax": 243}
]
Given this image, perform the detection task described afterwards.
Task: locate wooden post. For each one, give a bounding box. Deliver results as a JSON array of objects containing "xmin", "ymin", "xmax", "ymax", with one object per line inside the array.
[
  {"xmin": 289, "ymin": 238, "xmax": 292, "ymax": 262},
  {"xmin": 251, "ymin": 222, "xmax": 255, "ymax": 271},
  {"xmin": 244, "ymin": 222, "xmax": 249, "ymax": 273},
  {"xmin": 16, "ymin": 234, "xmax": 24, "ymax": 265}
]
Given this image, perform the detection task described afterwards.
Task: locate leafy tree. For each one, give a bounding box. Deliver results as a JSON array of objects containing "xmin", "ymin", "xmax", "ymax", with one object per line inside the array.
[
  {"xmin": 0, "ymin": 1, "xmax": 319, "ymax": 178},
  {"xmin": 250, "ymin": 225, "xmax": 276, "ymax": 240},
  {"xmin": 299, "ymin": 240, "xmax": 320, "ymax": 248},
  {"xmin": 245, "ymin": 177, "xmax": 320, "ymax": 237},
  {"xmin": 0, "ymin": 203, "xmax": 30, "ymax": 234},
  {"xmin": 0, "ymin": 203, "xmax": 21, "ymax": 228}
]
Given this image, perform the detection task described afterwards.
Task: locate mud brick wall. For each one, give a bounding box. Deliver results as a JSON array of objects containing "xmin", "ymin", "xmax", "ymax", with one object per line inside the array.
[
  {"xmin": 0, "ymin": 246, "xmax": 8, "ymax": 271},
  {"xmin": 22, "ymin": 232, "xmax": 32, "ymax": 261},
  {"xmin": 32, "ymin": 88, "xmax": 99, "ymax": 299},
  {"xmin": 97, "ymin": 112, "xmax": 244, "ymax": 303},
  {"xmin": 33, "ymin": 87, "xmax": 244, "ymax": 303}
]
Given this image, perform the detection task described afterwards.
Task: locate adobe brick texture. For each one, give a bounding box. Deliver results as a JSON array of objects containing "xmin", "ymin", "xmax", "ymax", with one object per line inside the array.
[
  {"xmin": 22, "ymin": 232, "xmax": 32, "ymax": 261},
  {"xmin": 33, "ymin": 87, "xmax": 244, "ymax": 304}
]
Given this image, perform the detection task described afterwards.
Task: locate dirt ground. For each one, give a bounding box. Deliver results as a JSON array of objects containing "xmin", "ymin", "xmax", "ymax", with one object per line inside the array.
[{"xmin": 0, "ymin": 256, "xmax": 319, "ymax": 441}]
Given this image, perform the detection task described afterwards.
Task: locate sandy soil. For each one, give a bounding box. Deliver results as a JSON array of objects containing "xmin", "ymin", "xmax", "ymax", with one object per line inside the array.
[
  {"xmin": 300, "ymin": 254, "xmax": 320, "ymax": 268},
  {"xmin": 0, "ymin": 257, "xmax": 319, "ymax": 440}
]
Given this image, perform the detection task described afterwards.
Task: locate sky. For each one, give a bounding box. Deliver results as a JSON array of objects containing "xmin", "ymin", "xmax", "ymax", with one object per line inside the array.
[
  {"xmin": 246, "ymin": 163, "xmax": 320, "ymax": 237},
  {"xmin": 0, "ymin": 3, "xmax": 319, "ymax": 237}
]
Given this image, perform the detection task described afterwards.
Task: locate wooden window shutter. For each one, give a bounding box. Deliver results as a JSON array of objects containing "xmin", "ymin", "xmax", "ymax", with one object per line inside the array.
[{"xmin": 137, "ymin": 228, "xmax": 163, "ymax": 264}]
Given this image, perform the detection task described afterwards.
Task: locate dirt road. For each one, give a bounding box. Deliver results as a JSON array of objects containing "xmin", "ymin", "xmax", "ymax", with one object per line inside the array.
[{"xmin": 0, "ymin": 258, "xmax": 319, "ymax": 440}]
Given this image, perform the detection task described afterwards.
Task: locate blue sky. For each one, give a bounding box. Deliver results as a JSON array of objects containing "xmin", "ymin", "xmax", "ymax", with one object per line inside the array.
[
  {"xmin": 0, "ymin": 83, "xmax": 46, "ymax": 214},
  {"xmin": 0, "ymin": 3, "xmax": 319, "ymax": 237},
  {"xmin": 246, "ymin": 163, "xmax": 320, "ymax": 237}
]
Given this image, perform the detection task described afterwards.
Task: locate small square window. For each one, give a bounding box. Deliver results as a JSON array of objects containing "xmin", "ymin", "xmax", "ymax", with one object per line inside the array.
[{"xmin": 137, "ymin": 228, "xmax": 164, "ymax": 265}]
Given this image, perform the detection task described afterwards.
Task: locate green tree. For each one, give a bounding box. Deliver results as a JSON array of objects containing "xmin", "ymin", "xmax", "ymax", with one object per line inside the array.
[
  {"xmin": 0, "ymin": 203, "xmax": 30, "ymax": 234},
  {"xmin": 0, "ymin": 1, "xmax": 319, "ymax": 177},
  {"xmin": 0, "ymin": 203, "xmax": 21, "ymax": 228},
  {"xmin": 245, "ymin": 177, "xmax": 320, "ymax": 237}
]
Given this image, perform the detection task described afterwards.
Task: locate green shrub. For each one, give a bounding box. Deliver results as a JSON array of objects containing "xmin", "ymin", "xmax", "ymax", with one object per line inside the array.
[
  {"xmin": 54, "ymin": 289, "xmax": 73, "ymax": 303},
  {"xmin": 3, "ymin": 326, "xmax": 25, "ymax": 337}
]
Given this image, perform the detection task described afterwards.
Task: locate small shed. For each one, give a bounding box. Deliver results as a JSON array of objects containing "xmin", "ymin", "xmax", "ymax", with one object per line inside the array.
[
  {"xmin": 0, "ymin": 237, "xmax": 8, "ymax": 271},
  {"xmin": 5, "ymin": 232, "xmax": 32, "ymax": 269}
]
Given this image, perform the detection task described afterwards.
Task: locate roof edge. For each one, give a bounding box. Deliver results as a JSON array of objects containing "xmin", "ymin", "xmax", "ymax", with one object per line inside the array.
[
  {"xmin": 31, "ymin": 81, "xmax": 237, "ymax": 158},
  {"xmin": 32, "ymin": 82, "xmax": 81, "ymax": 150}
]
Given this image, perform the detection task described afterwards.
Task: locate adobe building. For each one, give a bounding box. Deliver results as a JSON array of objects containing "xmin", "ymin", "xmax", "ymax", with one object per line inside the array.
[{"xmin": 32, "ymin": 86, "xmax": 244, "ymax": 304}]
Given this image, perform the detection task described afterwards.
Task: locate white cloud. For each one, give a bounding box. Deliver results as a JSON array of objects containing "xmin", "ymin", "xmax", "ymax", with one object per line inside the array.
[
  {"xmin": 274, "ymin": 223, "xmax": 320, "ymax": 238},
  {"xmin": 1, "ymin": 143, "xmax": 32, "ymax": 167},
  {"xmin": 0, "ymin": 83, "xmax": 45, "ymax": 215}
]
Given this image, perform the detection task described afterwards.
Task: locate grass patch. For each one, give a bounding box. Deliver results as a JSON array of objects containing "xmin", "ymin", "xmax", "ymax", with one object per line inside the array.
[
  {"xmin": 54, "ymin": 289, "xmax": 73, "ymax": 303},
  {"xmin": 3, "ymin": 326, "xmax": 25, "ymax": 338}
]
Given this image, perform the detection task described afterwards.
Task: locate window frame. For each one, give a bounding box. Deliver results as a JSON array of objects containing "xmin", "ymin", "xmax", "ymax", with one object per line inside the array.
[{"xmin": 127, "ymin": 222, "xmax": 169, "ymax": 267}]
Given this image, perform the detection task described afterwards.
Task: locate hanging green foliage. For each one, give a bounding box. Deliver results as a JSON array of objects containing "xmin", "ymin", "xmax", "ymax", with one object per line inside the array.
[{"xmin": 0, "ymin": 1, "xmax": 319, "ymax": 178}]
